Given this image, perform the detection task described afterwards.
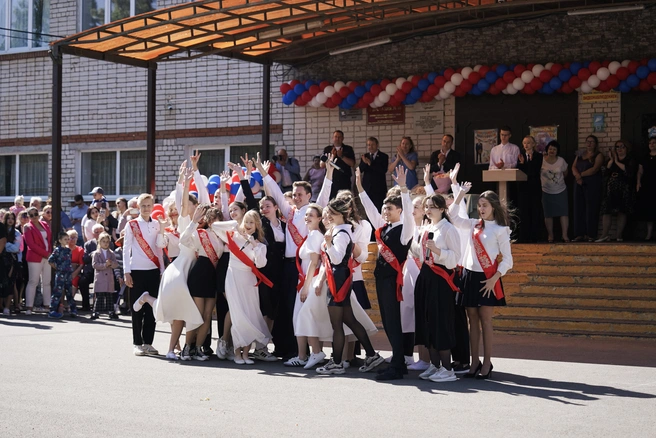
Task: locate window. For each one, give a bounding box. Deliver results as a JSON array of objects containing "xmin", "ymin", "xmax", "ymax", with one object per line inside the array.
[
  {"xmin": 0, "ymin": 153, "xmax": 48, "ymax": 199},
  {"xmin": 80, "ymin": 150, "xmax": 145, "ymax": 197},
  {"xmin": 80, "ymin": 0, "xmax": 156, "ymax": 31},
  {"xmin": 0, "ymin": 0, "xmax": 50, "ymax": 52},
  {"xmin": 192, "ymin": 145, "xmax": 275, "ymax": 178}
]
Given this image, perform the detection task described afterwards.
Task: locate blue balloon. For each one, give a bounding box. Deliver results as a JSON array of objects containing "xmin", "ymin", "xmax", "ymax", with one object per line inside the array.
[
  {"xmin": 405, "ymin": 96, "xmax": 417, "ymax": 105},
  {"xmin": 354, "ymin": 86, "xmax": 366, "ymax": 97},
  {"xmin": 283, "ymin": 90, "xmax": 297, "ymax": 105},
  {"xmin": 558, "ymin": 69, "xmax": 572, "ymax": 82},
  {"xmin": 190, "ymin": 191, "xmax": 198, "ymax": 199},
  {"xmin": 339, "ymin": 101, "xmax": 352, "ymax": 109},
  {"xmin": 293, "ymin": 84, "xmax": 305, "ymax": 95},
  {"xmin": 627, "ymin": 74, "xmax": 640, "ymax": 88},
  {"xmin": 477, "ymin": 79, "xmax": 490, "ymax": 92},
  {"xmin": 485, "ymin": 71, "xmax": 498, "ymax": 83},
  {"xmin": 472, "ymin": 87, "xmax": 483, "ymax": 96},
  {"xmin": 439, "ymin": 69, "xmax": 446, "ymax": 76},
  {"xmin": 411, "ymin": 88, "xmax": 423, "ymax": 99},
  {"xmin": 648, "ymin": 58, "xmax": 656, "ymax": 72},
  {"xmin": 509, "ymin": 64, "xmax": 517, "ymax": 71},
  {"xmin": 636, "ymin": 65, "xmax": 650, "ymax": 79},
  {"xmin": 305, "ymin": 80, "xmax": 315, "ymax": 89},
  {"xmin": 206, "ymin": 182, "xmax": 219, "ymax": 194},
  {"xmin": 250, "ymin": 170, "xmax": 264, "ymax": 187},
  {"xmin": 418, "ymin": 79, "xmax": 430, "ymax": 91},
  {"xmin": 569, "ymin": 62, "xmax": 582, "ymax": 74},
  {"xmin": 428, "ymin": 72, "xmax": 439, "ymax": 83},
  {"xmin": 346, "ymin": 93, "xmax": 358, "ymax": 105},
  {"xmin": 583, "ymin": 61, "xmax": 591, "ymax": 68},
  {"xmin": 364, "ymin": 80, "xmax": 375, "ymax": 90},
  {"xmin": 208, "ymin": 174, "xmax": 221, "ymax": 183},
  {"xmin": 541, "ymin": 83, "xmax": 554, "ymax": 94},
  {"xmin": 549, "ymin": 77, "xmax": 563, "ymax": 90},
  {"xmin": 496, "ymin": 64, "xmax": 508, "ymax": 76},
  {"xmin": 619, "ymin": 80, "xmax": 631, "ymax": 93}
]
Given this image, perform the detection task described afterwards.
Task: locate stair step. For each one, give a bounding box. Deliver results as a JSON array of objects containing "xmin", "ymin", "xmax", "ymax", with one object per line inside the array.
[
  {"xmin": 520, "ymin": 283, "xmax": 656, "ymax": 298},
  {"xmin": 548, "ymin": 243, "xmax": 656, "ymax": 254},
  {"xmin": 493, "ymin": 315, "xmax": 656, "ymax": 334},
  {"xmin": 536, "ymin": 263, "xmax": 656, "ymax": 275},
  {"xmin": 509, "ymin": 293, "xmax": 656, "ymax": 310},
  {"xmin": 527, "ymin": 273, "xmax": 656, "ymax": 286},
  {"xmin": 494, "ymin": 327, "xmax": 656, "ymax": 339},
  {"xmin": 497, "ymin": 305, "xmax": 656, "ymax": 321},
  {"xmin": 542, "ymin": 253, "xmax": 656, "ymax": 264}
]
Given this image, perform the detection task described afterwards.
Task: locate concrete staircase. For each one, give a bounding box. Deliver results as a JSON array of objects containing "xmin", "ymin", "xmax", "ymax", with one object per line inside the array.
[{"xmin": 363, "ymin": 242, "xmax": 656, "ymax": 338}]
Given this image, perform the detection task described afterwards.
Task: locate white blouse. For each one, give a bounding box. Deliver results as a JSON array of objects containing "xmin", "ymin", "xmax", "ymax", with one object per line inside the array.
[
  {"xmin": 211, "ymin": 220, "xmax": 267, "ymax": 269},
  {"xmin": 448, "ymin": 204, "xmax": 513, "ymax": 276},
  {"xmin": 181, "ymin": 225, "xmax": 224, "ymax": 261},
  {"xmin": 298, "ymin": 229, "xmax": 323, "ymax": 274},
  {"xmin": 324, "ymin": 224, "xmax": 353, "ymax": 265},
  {"xmin": 421, "ymin": 218, "xmax": 461, "ymax": 270},
  {"xmin": 352, "ymin": 219, "xmax": 372, "ymax": 282}
]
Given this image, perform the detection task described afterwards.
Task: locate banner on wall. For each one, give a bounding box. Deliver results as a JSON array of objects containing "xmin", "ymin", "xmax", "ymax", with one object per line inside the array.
[
  {"xmin": 529, "ymin": 125, "xmax": 558, "ymax": 153},
  {"xmin": 414, "ymin": 111, "xmax": 444, "ymax": 134},
  {"xmin": 367, "ymin": 106, "xmax": 405, "ymax": 125},
  {"xmin": 473, "ymin": 129, "xmax": 498, "ymax": 166}
]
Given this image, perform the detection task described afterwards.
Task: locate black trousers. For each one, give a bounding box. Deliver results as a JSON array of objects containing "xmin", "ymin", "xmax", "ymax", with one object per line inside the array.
[
  {"xmin": 573, "ymin": 181, "xmax": 602, "ymax": 239},
  {"xmin": 451, "ymin": 304, "xmax": 470, "ymax": 364},
  {"xmin": 78, "ymin": 273, "xmax": 93, "ymax": 311},
  {"xmin": 271, "ymin": 258, "xmax": 299, "ymax": 358},
  {"xmin": 377, "ymin": 274, "xmax": 405, "ymax": 371},
  {"xmin": 518, "ymin": 185, "xmax": 543, "ymax": 243},
  {"xmin": 129, "ymin": 269, "xmax": 160, "ymax": 346}
]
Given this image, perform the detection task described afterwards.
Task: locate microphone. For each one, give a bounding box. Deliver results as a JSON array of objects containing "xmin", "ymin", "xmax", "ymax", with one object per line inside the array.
[
  {"xmin": 321, "ymin": 155, "xmax": 343, "ymax": 172},
  {"xmin": 240, "ymin": 237, "xmax": 252, "ymax": 251},
  {"xmin": 425, "ymin": 232, "xmax": 434, "ymax": 261}
]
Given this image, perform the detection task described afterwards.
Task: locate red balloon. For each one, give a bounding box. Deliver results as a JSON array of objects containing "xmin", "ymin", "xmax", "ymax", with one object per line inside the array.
[
  {"xmin": 339, "ymin": 87, "xmax": 351, "ymax": 98},
  {"xmin": 639, "ymin": 79, "xmax": 652, "ymax": 91},
  {"xmin": 491, "ymin": 64, "xmax": 499, "ymax": 71},
  {"xmin": 628, "ymin": 60, "xmax": 640, "ymax": 74},
  {"xmin": 530, "ymin": 78, "xmax": 543, "ymax": 91},
  {"xmin": 513, "ymin": 64, "xmax": 526, "ymax": 77},
  {"xmin": 601, "ymin": 60, "xmax": 610, "ymax": 68},
  {"xmin": 641, "ymin": 58, "xmax": 650, "ymax": 66},
  {"xmin": 411, "ymin": 76, "xmax": 421, "ymax": 86},
  {"xmin": 380, "ymin": 79, "xmax": 391, "ymax": 88},
  {"xmin": 427, "ymin": 84, "xmax": 439, "ymax": 96},
  {"xmin": 597, "ymin": 81, "xmax": 611, "ymax": 92},
  {"xmin": 401, "ymin": 82, "xmax": 413, "ymax": 94},
  {"xmin": 539, "ymin": 70, "xmax": 554, "ymax": 83},
  {"xmin": 362, "ymin": 92, "xmax": 375, "ymax": 104},
  {"xmin": 502, "ymin": 71, "xmax": 516, "ymax": 84},
  {"xmin": 550, "ymin": 63, "xmax": 563, "ymax": 75},
  {"xmin": 423, "ymin": 72, "xmax": 430, "ymax": 78},
  {"xmin": 295, "ymin": 96, "xmax": 306, "ymax": 106},
  {"xmin": 319, "ymin": 81, "xmax": 330, "ymax": 90},
  {"xmin": 420, "ymin": 93, "xmax": 432, "ymax": 102},
  {"xmin": 588, "ymin": 61, "xmax": 601, "ymax": 74},
  {"xmin": 347, "ymin": 81, "xmax": 357, "ymax": 92},
  {"xmin": 527, "ymin": 63, "xmax": 536, "ymax": 70},
  {"xmin": 289, "ymin": 79, "xmax": 300, "ymax": 88},
  {"xmin": 468, "ymin": 71, "xmax": 481, "ymax": 83},
  {"xmin": 564, "ymin": 62, "xmax": 571, "ymax": 69},
  {"xmin": 302, "ymin": 91, "xmax": 312, "ymax": 102},
  {"xmin": 330, "ymin": 94, "xmax": 343, "ymax": 105},
  {"xmin": 388, "ymin": 97, "xmax": 400, "ymax": 107},
  {"xmin": 577, "ymin": 68, "xmax": 591, "ymax": 81},
  {"xmin": 523, "ymin": 84, "xmax": 536, "ymax": 95},
  {"xmin": 647, "ymin": 72, "xmax": 656, "ymax": 86},
  {"xmin": 324, "ymin": 100, "xmax": 336, "ymax": 108},
  {"xmin": 607, "ymin": 75, "xmax": 620, "ymax": 89},
  {"xmin": 309, "ymin": 85, "xmax": 320, "ymax": 97},
  {"xmin": 434, "ymin": 76, "xmax": 447, "ymax": 88},
  {"xmin": 357, "ymin": 100, "xmax": 368, "ymax": 109},
  {"xmin": 615, "ymin": 67, "xmax": 630, "ymax": 80},
  {"xmin": 443, "ymin": 68, "xmax": 455, "ymax": 80},
  {"xmin": 370, "ymin": 84, "xmax": 382, "ymax": 96},
  {"xmin": 561, "ymin": 83, "xmax": 574, "ymax": 94},
  {"xmin": 452, "ymin": 86, "xmax": 464, "ymax": 97},
  {"xmin": 488, "ymin": 85, "xmax": 500, "ymax": 95},
  {"xmin": 393, "ymin": 90, "xmax": 406, "ymax": 102},
  {"xmin": 495, "ymin": 78, "xmax": 507, "ymax": 91},
  {"xmin": 456, "ymin": 68, "xmax": 463, "ymax": 74},
  {"xmin": 478, "ymin": 65, "xmax": 490, "ymax": 77},
  {"xmin": 568, "ymin": 76, "xmax": 582, "ymax": 89},
  {"xmin": 460, "ymin": 80, "xmax": 473, "ymax": 92},
  {"xmin": 189, "ymin": 181, "xmax": 197, "ymax": 192},
  {"xmin": 280, "ymin": 83, "xmax": 292, "ymax": 94}
]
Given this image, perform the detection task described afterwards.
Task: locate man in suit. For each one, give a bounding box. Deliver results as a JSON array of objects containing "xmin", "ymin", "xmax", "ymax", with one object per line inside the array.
[
  {"xmin": 429, "ymin": 134, "xmax": 461, "ymax": 192},
  {"xmin": 274, "ymin": 148, "xmax": 302, "ymax": 193},
  {"xmin": 321, "ymin": 130, "xmax": 355, "ymax": 199},
  {"xmin": 358, "ymin": 136, "xmax": 389, "ymax": 211}
]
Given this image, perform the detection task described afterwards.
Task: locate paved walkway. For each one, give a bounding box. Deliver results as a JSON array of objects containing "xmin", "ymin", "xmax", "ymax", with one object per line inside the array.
[{"xmin": 1, "ymin": 315, "xmax": 655, "ymax": 437}]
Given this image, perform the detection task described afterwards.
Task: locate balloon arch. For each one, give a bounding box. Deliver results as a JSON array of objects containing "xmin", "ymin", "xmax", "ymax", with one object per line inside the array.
[{"xmin": 280, "ymin": 59, "xmax": 656, "ymax": 109}]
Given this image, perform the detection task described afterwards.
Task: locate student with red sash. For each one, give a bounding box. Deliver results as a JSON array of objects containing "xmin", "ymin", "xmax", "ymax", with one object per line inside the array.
[
  {"xmin": 414, "ymin": 194, "xmax": 462, "ymax": 383},
  {"xmin": 450, "ymin": 183, "xmax": 513, "ymax": 380},
  {"xmin": 123, "ymin": 193, "xmax": 166, "ymax": 357},
  {"xmin": 357, "ymin": 166, "xmax": 415, "ymax": 380},
  {"xmin": 315, "ymin": 198, "xmax": 384, "ymax": 375}
]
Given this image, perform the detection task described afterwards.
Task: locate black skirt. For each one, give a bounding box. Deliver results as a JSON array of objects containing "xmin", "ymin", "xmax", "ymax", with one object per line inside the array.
[
  {"xmin": 352, "ymin": 280, "xmax": 371, "ymax": 310},
  {"xmin": 461, "ymin": 268, "xmax": 506, "ymax": 307},
  {"xmin": 188, "ymin": 256, "xmax": 217, "ymax": 298},
  {"xmin": 414, "ymin": 264, "xmax": 456, "ymax": 351},
  {"xmin": 215, "ymin": 253, "xmax": 229, "ymax": 295},
  {"xmin": 327, "ymin": 265, "xmax": 352, "ymax": 307}
]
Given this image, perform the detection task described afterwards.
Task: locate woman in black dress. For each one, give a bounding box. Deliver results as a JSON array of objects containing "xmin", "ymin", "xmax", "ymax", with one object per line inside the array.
[{"xmin": 637, "ymin": 136, "xmax": 656, "ymax": 240}]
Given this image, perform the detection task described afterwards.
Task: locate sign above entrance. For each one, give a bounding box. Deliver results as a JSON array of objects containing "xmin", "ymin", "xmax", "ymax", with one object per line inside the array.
[
  {"xmin": 339, "ymin": 109, "xmax": 363, "ymax": 121},
  {"xmin": 581, "ymin": 91, "xmax": 620, "ymax": 103},
  {"xmin": 367, "ymin": 106, "xmax": 405, "ymax": 125}
]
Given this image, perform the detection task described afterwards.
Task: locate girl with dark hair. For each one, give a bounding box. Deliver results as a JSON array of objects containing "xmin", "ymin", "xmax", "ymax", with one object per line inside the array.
[
  {"xmin": 3, "ymin": 212, "xmax": 22, "ymax": 315},
  {"xmin": 637, "ymin": 136, "xmax": 656, "ymax": 240},
  {"xmin": 572, "ymin": 135, "xmax": 604, "ymax": 241},
  {"xmin": 389, "ymin": 136, "xmax": 419, "ymax": 190},
  {"xmin": 540, "ymin": 140, "xmax": 570, "ymax": 243},
  {"xmin": 450, "ymin": 181, "xmax": 513, "ymax": 380}
]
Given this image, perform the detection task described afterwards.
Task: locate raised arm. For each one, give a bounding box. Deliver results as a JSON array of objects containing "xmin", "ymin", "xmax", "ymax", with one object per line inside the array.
[
  {"xmin": 190, "ymin": 150, "xmax": 211, "ymax": 205},
  {"xmin": 356, "ymin": 167, "xmax": 385, "ymax": 229},
  {"xmin": 256, "ymin": 154, "xmax": 292, "ymax": 217}
]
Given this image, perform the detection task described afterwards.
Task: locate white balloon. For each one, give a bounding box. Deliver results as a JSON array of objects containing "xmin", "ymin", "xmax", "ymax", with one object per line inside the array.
[
  {"xmin": 608, "ymin": 61, "xmax": 621, "ymax": 75},
  {"xmin": 407, "ymin": 75, "xmax": 415, "ymax": 83},
  {"xmin": 450, "ymin": 73, "xmax": 463, "ymax": 86},
  {"xmin": 438, "ymin": 88, "xmax": 451, "ymax": 99},
  {"xmin": 545, "ymin": 62, "xmax": 554, "ymax": 70},
  {"xmin": 395, "ymin": 78, "xmax": 406, "ymax": 88},
  {"xmin": 443, "ymin": 81, "xmax": 456, "ymax": 94},
  {"xmin": 346, "ymin": 81, "xmax": 355, "ymax": 88},
  {"xmin": 378, "ymin": 90, "xmax": 391, "ymax": 103},
  {"xmin": 502, "ymin": 89, "xmax": 508, "ymax": 95},
  {"xmin": 521, "ymin": 70, "xmax": 535, "ymax": 83},
  {"xmin": 596, "ymin": 67, "xmax": 610, "ymax": 81},
  {"xmin": 512, "ymin": 78, "xmax": 525, "ymax": 91},
  {"xmin": 621, "ymin": 59, "xmax": 631, "ymax": 67},
  {"xmin": 373, "ymin": 96, "xmax": 382, "ymax": 107},
  {"xmin": 532, "ymin": 64, "xmax": 544, "ymax": 77},
  {"xmin": 580, "ymin": 81, "xmax": 593, "ymax": 93},
  {"xmin": 310, "ymin": 96, "xmax": 319, "ymax": 107},
  {"xmin": 323, "ymin": 85, "xmax": 335, "ymax": 98},
  {"xmin": 587, "ymin": 74, "xmax": 600, "ymax": 88},
  {"xmin": 505, "ymin": 83, "xmax": 518, "ymax": 95},
  {"xmin": 385, "ymin": 84, "xmax": 397, "ymax": 96},
  {"xmin": 334, "ymin": 81, "xmax": 345, "ymax": 91},
  {"xmin": 316, "ymin": 92, "xmax": 328, "ymax": 104},
  {"xmin": 461, "ymin": 67, "xmax": 473, "ymax": 80},
  {"xmin": 473, "ymin": 64, "xmax": 482, "ymax": 72}
]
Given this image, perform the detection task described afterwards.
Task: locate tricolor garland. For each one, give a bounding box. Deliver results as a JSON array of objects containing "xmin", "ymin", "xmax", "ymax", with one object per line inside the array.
[{"xmin": 280, "ymin": 59, "xmax": 656, "ymax": 109}]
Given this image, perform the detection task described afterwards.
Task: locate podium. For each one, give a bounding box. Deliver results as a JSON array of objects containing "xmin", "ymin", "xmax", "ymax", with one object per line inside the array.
[{"xmin": 482, "ymin": 169, "xmax": 527, "ymax": 201}]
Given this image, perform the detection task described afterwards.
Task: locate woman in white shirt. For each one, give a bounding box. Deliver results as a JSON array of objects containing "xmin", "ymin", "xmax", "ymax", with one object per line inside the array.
[{"xmin": 541, "ymin": 140, "xmax": 570, "ymax": 243}]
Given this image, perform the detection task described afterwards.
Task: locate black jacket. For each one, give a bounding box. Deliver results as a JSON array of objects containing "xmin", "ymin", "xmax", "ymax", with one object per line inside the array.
[{"xmin": 358, "ymin": 150, "xmax": 389, "ymax": 211}]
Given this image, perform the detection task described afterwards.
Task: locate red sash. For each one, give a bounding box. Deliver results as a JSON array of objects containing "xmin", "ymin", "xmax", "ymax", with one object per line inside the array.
[
  {"xmin": 129, "ymin": 219, "xmax": 160, "ymax": 269},
  {"xmin": 322, "ymin": 251, "xmax": 354, "ymax": 303},
  {"xmin": 295, "ymin": 237, "xmax": 320, "ymax": 292},
  {"xmin": 197, "ymin": 229, "xmax": 219, "ymax": 266},
  {"xmin": 411, "ymin": 255, "xmax": 422, "ymax": 270},
  {"xmin": 287, "ymin": 206, "xmax": 305, "ymax": 247},
  {"xmin": 374, "ymin": 226, "xmax": 405, "ymax": 302},
  {"xmin": 226, "ymin": 232, "xmax": 273, "ymax": 288},
  {"xmin": 421, "ymin": 230, "xmax": 459, "ymax": 292},
  {"xmin": 472, "ymin": 221, "xmax": 504, "ymax": 299}
]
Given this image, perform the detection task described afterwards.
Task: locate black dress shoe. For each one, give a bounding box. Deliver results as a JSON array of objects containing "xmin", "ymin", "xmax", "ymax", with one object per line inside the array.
[
  {"xmin": 375, "ymin": 367, "xmax": 404, "ymax": 381},
  {"xmin": 476, "ymin": 364, "xmax": 493, "ymax": 380},
  {"xmin": 463, "ymin": 362, "xmax": 482, "ymax": 378}
]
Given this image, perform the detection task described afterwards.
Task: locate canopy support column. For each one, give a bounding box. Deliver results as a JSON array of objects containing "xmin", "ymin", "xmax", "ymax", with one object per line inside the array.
[
  {"xmin": 147, "ymin": 67, "xmax": 157, "ymax": 196},
  {"xmin": 261, "ymin": 63, "xmax": 271, "ymax": 160},
  {"xmin": 51, "ymin": 47, "xmax": 63, "ymax": 240}
]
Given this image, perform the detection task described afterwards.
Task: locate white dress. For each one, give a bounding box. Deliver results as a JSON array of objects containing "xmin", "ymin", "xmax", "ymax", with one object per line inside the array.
[
  {"xmin": 294, "ymin": 230, "xmax": 333, "ymax": 340},
  {"xmin": 401, "ymin": 226, "xmax": 421, "ymax": 334},
  {"xmin": 212, "ymin": 221, "xmax": 272, "ymax": 350},
  {"xmin": 153, "ymin": 215, "xmax": 204, "ymax": 331}
]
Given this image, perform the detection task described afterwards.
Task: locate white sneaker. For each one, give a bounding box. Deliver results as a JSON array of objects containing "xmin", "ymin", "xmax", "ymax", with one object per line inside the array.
[
  {"xmin": 283, "ymin": 356, "xmax": 308, "ymax": 367},
  {"xmin": 233, "ymin": 357, "xmax": 246, "ymax": 365},
  {"xmin": 3, "ymin": 308, "xmax": 10, "ymax": 316},
  {"xmin": 429, "ymin": 366, "xmax": 457, "ymax": 382},
  {"xmin": 226, "ymin": 349, "xmax": 236, "ymax": 361},
  {"xmin": 132, "ymin": 292, "xmax": 150, "ymax": 312},
  {"xmin": 244, "ymin": 358, "xmax": 255, "ymax": 365},
  {"xmin": 142, "ymin": 344, "xmax": 159, "ymax": 356},
  {"xmin": 180, "ymin": 344, "xmax": 192, "ymax": 361},
  {"xmin": 419, "ymin": 364, "xmax": 438, "ymax": 380},
  {"xmin": 216, "ymin": 338, "xmax": 228, "ymax": 360},
  {"xmin": 405, "ymin": 355, "xmax": 416, "ymax": 366},
  {"xmin": 165, "ymin": 351, "xmax": 179, "ymax": 360},
  {"xmin": 192, "ymin": 348, "xmax": 208, "ymax": 361},
  {"xmin": 304, "ymin": 351, "xmax": 326, "ymax": 369},
  {"xmin": 358, "ymin": 353, "xmax": 386, "ymax": 373},
  {"xmin": 25, "ymin": 310, "xmax": 32, "ymax": 315},
  {"xmin": 408, "ymin": 360, "xmax": 431, "ymax": 371},
  {"xmin": 316, "ymin": 359, "xmax": 345, "ymax": 375},
  {"xmin": 133, "ymin": 345, "xmax": 146, "ymax": 356},
  {"xmin": 384, "ymin": 355, "xmax": 392, "ymax": 363},
  {"xmin": 252, "ymin": 347, "xmax": 278, "ymax": 362},
  {"xmin": 343, "ymin": 361, "xmax": 350, "ymax": 369}
]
